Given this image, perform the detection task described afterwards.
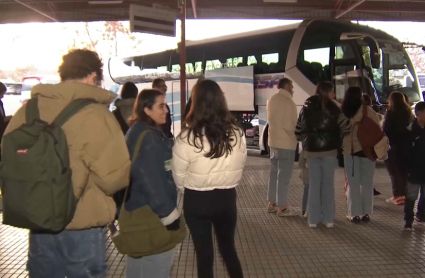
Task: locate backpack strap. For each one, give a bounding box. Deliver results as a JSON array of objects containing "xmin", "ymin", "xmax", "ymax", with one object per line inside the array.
[
  {"xmin": 52, "ymin": 99, "xmax": 97, "ymax": 128},
  {"xmin": 120, "ymin": 130, "xmax": 150, "ymax": 212},
  {"xmin": 25, "ymin": 98, "xmax": 40, "ymax": 124}
]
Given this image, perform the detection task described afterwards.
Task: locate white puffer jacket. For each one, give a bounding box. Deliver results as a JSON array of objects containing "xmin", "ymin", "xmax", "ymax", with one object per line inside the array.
[{"xmin": 171, "ymin": 128, "xmax": 247, "ymax": 191}]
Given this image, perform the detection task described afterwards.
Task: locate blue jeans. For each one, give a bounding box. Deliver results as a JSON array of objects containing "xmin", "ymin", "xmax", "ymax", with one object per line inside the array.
[
  {"xmin": 344, "ymin": 156, "xmax": 375, "ymax": 217},
  {"xmin": 307, "ymin": 156, "xmax": 336, "ymax": 225},
  {"xmin": 27, "ymin": 227, "xmax": 107, "ymax": 278},
  {"xmin": 302, "ymin": 183, "xmax": 309, "ymax": 212},
  {"xmin": 126, "ymin": 249, "xmax": 175, "ymax": 278},
  {"xmin": 405, "ymin": 182, "xmax": 425, "ymax": 222},
  {"xmin": 268, "ymin": 148, "xmax": 295, "ymax": 207}
]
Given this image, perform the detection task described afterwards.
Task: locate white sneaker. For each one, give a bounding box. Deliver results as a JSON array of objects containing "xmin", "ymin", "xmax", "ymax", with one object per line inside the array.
[
  {"xmin": 309, "ymin": 224, "xmax": 317, "ymax": 228},
  {"xmin": 267, "ymin": 204, "xmax": 277, "ymax": 213},
  {"xmin": 325, "ymin": 223, "xmax": 334, "ymax": 228},
  {"xmin": 277, "ymin": 207, "xmax": 299, "ymax": 217}
]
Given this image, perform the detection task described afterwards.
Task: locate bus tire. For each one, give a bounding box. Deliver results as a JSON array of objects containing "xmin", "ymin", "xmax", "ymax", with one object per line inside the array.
[{"xmin": 261, "ymin": 126, "xmax": 270, "ymax": 156}]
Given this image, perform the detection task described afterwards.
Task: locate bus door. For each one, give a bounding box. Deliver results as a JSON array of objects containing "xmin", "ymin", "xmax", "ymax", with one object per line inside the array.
[{"xmin": 332, "ymin": 33, "xmax": 381, "ymax": 103}]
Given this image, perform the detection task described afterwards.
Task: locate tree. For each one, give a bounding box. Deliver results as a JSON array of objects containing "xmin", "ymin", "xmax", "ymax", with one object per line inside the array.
[
  {"xmin": 406, "ymin": 48, "xmax": 425, "ymax": 73},
  {"xmin": 11, "ymin": 65, "xmax": 37, "ymax": 81},
  {"xmin": 0, "ymin": 70, "xmax": 7, "ymax": 79},
  {"xmin": 102, "ymin": 21, "xmax": 143, "ymax": 57}
]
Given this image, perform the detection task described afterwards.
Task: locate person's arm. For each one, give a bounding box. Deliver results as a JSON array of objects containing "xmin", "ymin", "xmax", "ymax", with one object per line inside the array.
[
  {"xmin": 82, "ymin": 106, "xmax": 131, "ymax": 195},
  {"xmin": 338, "ymin": 111, "xmax": 351, "ymax": 136},
  {"xmin": 134, "ymin": 132, "xmax": 179, "ymax": 226},
  {"xmin": 295, "ymin": 107, "xmax": 305, "ymax": 141},
  {"xmin": 171, "ymin": 136, "xmax": 190, "ymax": 191}
]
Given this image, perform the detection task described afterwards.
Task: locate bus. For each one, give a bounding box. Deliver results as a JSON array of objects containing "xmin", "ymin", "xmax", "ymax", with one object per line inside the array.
[{"xmin": 105, "ymin": 19, "xmax": 423, "ymax": 154}]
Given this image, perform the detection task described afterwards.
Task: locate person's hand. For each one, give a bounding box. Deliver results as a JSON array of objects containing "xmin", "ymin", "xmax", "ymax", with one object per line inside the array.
[{"xmin": 165, "ymin": 218, "xmax": 180, "ymax": 231}]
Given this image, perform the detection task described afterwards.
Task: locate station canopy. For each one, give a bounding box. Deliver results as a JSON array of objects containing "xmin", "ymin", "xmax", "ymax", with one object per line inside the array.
[{"xmin": 1, "ymin": 0, "xmax": 425, "ymax": 24}]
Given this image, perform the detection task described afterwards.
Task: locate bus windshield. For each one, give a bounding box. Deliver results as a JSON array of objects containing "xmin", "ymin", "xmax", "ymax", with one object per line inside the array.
[{"xmin": 367, "ymin": 46, "xmax": 421, "ymax": 104}]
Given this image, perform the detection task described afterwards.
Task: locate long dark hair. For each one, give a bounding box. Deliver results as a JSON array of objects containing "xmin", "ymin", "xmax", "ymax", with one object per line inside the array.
[
  {"xmin": 388, "ymin": 91, "xmax": 411, "ymax": 115},
  {"xmin": 315, "ymin": 82, "xmax": 334, "ymax": 110},
  {"xmin": 120, "ymin": 82, "xmax": 138, "ymax": 99},
  {"xmin": 182, "ymin": 79, "xmax": 242, "ymax": 159},
  {"xmin": 128, "ymin": 89, "xmax": 163, "ymax": 127},
  {"xmin": 341, "ymin": 87, "xmax": 363, "ymax": 119}
]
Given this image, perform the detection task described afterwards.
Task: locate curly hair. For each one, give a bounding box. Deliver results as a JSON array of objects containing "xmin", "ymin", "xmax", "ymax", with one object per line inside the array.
[
  {"xmin": 58, "ymin": 49, "xmax": 103, "ymax": 83},
  {"xmin": 182, "ymin": 79, "xmax": 242, "ymax": 159}
]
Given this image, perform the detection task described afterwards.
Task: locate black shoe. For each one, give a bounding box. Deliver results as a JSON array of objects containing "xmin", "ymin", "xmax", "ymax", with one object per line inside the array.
[
  {"xmin": 404, "ymin": 221, "xmax": 413, "ymax": 230},
  {"xmin": 347, "ymin": 216, "xmax": 361, "ymax": 223},
  {"xmin": 374, "ymin": 189, "xmax": 381, "ymax": 196},
  {"xmin": 362, "ymin": 214, "xmax": 370, "ymax": 222}
]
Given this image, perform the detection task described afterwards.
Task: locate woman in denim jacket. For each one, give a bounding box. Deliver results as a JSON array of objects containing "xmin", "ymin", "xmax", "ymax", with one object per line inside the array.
[{"xmin": 124, "ymin": 89, "xmax": 180, "ymax": 278}]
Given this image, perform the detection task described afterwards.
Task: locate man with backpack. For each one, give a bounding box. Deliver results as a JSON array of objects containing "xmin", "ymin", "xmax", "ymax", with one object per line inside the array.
[{"xmin": 1, "ymin": 49, "xmax": 131, "ymax": 277}]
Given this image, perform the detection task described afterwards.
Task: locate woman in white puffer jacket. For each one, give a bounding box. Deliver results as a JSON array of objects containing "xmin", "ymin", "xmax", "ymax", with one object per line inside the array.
[{"xmin": 171, "ymin": 79, "xmax": 247, "ymax": 278}]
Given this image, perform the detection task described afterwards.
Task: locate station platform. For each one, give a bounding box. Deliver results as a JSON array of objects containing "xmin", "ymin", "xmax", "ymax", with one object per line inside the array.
[{"xmin": 1, "ymin": 151, "xmax": 425, "ymax": 278}]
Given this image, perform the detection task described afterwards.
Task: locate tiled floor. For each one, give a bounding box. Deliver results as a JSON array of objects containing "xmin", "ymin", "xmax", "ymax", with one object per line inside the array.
[{"xmin": 1, "ymin": 151, "xmax": 425, "ymax": 278}]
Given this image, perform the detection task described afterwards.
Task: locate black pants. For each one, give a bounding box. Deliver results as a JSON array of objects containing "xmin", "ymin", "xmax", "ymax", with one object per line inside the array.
[
  {"xmin": 404, "ymin": 182, "xmax": 425, "ymax": 222},
  {"xmin": 183, "ymin": 188, "xmax": 244, "ymax": 278},
  {"xmin": 385, "ymin": 150, "xmax": 407, "ymax": 197}
]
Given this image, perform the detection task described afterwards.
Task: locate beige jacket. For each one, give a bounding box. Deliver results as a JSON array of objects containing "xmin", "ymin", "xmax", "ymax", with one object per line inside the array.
[
  {"xmin": 342, "ymin": 106, "xmax": 381, "ymax": 156},
  {"xmin": 267, "ymin": 89, "xmax": 298, "ymax": 150},
  {"xmin": 3, "ymin": 81, "xmax": 131, "ymax": 230}
]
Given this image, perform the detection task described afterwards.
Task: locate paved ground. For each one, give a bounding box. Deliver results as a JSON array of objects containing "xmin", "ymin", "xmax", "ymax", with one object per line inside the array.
[{"xmin": 1, "ymin": 151, "xmax": 425, "ymax": 278}]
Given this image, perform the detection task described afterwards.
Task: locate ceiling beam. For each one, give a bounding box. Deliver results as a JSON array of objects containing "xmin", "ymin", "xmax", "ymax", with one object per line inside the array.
[
  {"xmin": 335, "ymin": 0, "xmax": 367, "ymax": 19},
  {"xmin": 191, "ymin": 0, "xmax": 198, "ymax": 18},
  {"xmin": 13, "ymin": 0, "xmax": 58, "ymax": 21}
]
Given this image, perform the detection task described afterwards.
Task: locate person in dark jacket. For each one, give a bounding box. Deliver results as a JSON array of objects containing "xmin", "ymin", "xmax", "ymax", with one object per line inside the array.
[
  {"xmin": 152, "ymin": 78, "xmax": 173, "ymax": 138},
  {"xmin": 124, "ymin": 89, "xmax": 181, "ymax": 277},
  {"xmin": 403, "ymin": 101, "xmax": 425, "ymax": 230},
  {"xmin": 295, "ymin": 82, "xmax": 351, "ymax": 228},
  {"xmin": 112, "ymin": 81, "xmax": 138, "ymax": 135},
  {"xmin": 383, "ymin": 91, "xmax": 414, "ymax": 205}
]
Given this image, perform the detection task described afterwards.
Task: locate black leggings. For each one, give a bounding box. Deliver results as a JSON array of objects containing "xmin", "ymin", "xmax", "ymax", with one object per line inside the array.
[{"xmin": 183, "ymin": 188, "xmax": 244, "ymax": 278}]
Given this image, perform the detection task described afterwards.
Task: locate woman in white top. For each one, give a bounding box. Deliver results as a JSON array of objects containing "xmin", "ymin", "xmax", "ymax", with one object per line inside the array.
[{"xmin": 172, "ymin": 79, "xmax": 247, "ymax": 278}]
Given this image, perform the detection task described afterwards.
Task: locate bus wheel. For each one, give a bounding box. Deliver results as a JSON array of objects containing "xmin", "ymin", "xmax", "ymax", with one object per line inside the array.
[{"xmin": 261, "ymin": 126, "xmax": 270, "ymax": 156}]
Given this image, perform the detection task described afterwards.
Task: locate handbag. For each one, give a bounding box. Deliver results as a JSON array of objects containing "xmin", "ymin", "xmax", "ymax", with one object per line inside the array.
[{"xmin": 109, "ymin": 130, "xmax": 186, "ymax": 258}]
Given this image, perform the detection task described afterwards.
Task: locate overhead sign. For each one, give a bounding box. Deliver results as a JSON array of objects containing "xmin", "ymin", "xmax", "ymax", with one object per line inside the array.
[{"xmin": 129, "ymin": 4, "xmax": 177, "ymax": 37}]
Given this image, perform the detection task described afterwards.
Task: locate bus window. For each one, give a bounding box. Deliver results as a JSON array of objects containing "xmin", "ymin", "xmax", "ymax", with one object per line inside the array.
[
  {"xmin": 172, "ymin": 64, "xmax": 180, "ymax": 72},
  {"xmin": 299, "ymin": 47, "xmax": 330, "ymax": 84},
  {"xmin": 335, "ymin": 42, "xmax": 356, "ymax": 60},
  {"xmin": 157, "ymin": 66, "xmax": 168, "ymax": 72},
  {"xmin": 261, "ymin": 53, "xmax": 279, "ymax": 65},
  {"xmin": 205, "ymin": 59, "xmax": 222, "ymax": 71},
  {"xmin": 194, "ymin": 61, "xmax": 203, "ymax": 73},
  {"xmin": 247, "ymin": 55, "xmax": 257, "ymax": 65},
  {"xmin": 226, "ymin": 57, "xmax": 243, "ymax": 68}
]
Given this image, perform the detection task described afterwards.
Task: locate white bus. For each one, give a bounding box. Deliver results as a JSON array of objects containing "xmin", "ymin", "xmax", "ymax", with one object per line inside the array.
[{"xmin": 105, "ymin": 19, "xmax": 422, "ymax": 154}]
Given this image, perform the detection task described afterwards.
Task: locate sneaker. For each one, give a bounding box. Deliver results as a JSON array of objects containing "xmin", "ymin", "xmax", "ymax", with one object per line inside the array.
[
  {"xmin": 404, "ymin": 221, "xmax": 413, "ymax": 230},
  {"xmin": 277, "ymin": 207, "xmax": 299, "ymax": 217},
  {"xmin": 309, "ymin": 224, "xmax": 317, "ymax": 228},
  {"xmin": 415, "ymin": 216, "xmax": 425, "ymax": 223},
  {"xmin": 325, "ymin": 223, "xmax": 334, "ymax": 228},
  {"xmin": 302, "ymin": 211, "xmax": 307, "ymax": 218},
  {"xmin": 362, "ymin": 214, "xmax": 370, "ymax": 222},
  {"xmin": 386, "ymin": 196, "xmax": 405, "ymax": 205},
  {"xmin": 347, "ymin": 216, "xmax": 361, "ymax": 223},
  {"xmin": 373, "ymin": 189, "xmax": 381, "ymax": 196},
  {"xmin": 267, "ymin": 203, "xmax": 277, "ymax": 213}
]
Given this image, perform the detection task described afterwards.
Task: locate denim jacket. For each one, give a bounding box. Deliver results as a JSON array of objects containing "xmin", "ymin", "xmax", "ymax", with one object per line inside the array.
[{"xmin": 124, "ymin": 122, "xmax": 179, "ymax": 226}]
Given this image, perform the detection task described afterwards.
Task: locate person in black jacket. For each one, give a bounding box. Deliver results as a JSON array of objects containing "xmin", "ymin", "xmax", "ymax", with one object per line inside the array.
[
  {"xmin": 112, "ymin": 81, "xmax": 138, "ymax": 135},
  {"xmin": 295, "ymin": 82, "xmax": 351, "ymax": 228},
  {"xmin": 404, "ymin": 102, "xmax": 425, "ymax": 230},
  {"xmin": 383, "ymin": 92, "xmax": 414, "ymax": 205},
  {"xmin": 152, "ymin": 78, "xmax": 173, "ymax": 138}
]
